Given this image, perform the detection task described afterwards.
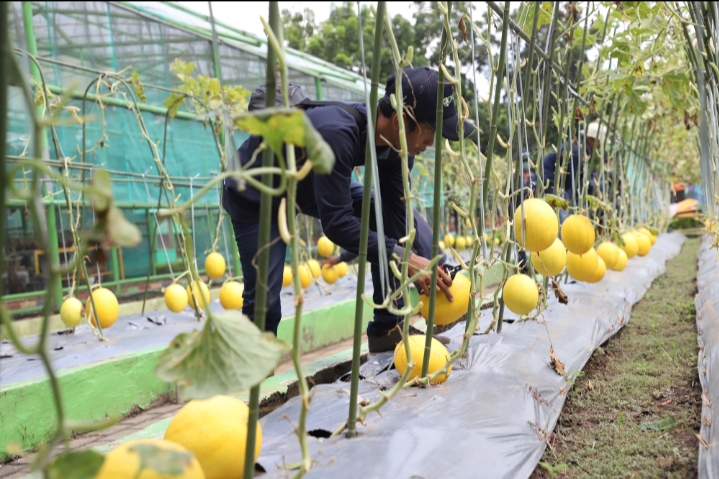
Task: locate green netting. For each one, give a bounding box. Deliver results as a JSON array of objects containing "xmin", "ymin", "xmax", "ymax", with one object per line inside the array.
[{"xmin": 4, "ymin": 1, "xmax": 438, "ymax": 301}]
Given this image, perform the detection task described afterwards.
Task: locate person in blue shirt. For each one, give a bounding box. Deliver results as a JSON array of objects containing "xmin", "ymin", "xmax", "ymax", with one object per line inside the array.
[
  {"xmin": 222, "ymin": 67, "xmax": 474, "ymax": 353},
  {"xmin": 541, "ymin": 122, "xmax": 605, "ymax": 201}
]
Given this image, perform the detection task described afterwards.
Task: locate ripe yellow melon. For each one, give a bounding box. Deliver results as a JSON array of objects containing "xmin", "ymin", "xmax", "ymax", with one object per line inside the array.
[
  {"xmin": 613, "ymin": 249, "xmax": 628, "ymax": 271},
  {"xmin": 418, "ymin": 273, "xmax": 470, "ymax": 326},
  {"xmin": 219, "ymin": 281, "xmax": 243, "ymax": 310},
  {"xmin": 204, "ymin": 252, "xmax": 226, "ymax": 280},
  {"xmin": 514, "ymin": 198, "xmax": 558, "ymax": 252},
  {"xmin": 86, "ymin": 287, "xmax": 119, "ymax": 329},
  {"xmin": 95, "ymin": 439, "xmax": 205, "ymax": 479},
  {"xmin": 299, "ymin": 264, "xmax": 312, "ymax": 288},
  {"xmin": 336, "ymin": 262, "xmax": 348, "ymax": 278},
  {"xmin": 561, "ymin": 215, "xmax": 595, "ymax": 255},
  {"xmin": 596, "ymin": 241, "xmax": 620, "ymax": 270},
  {"xmin": 164, "ymin": 395, "xmax": 260, "ymax": 479},
  {"xmin": 282, "ymin": 265, "xmax": 292, "ymax": 287},
  {"xmin": 464, "ymin": 235, "xmax": 473, "ymax": 248},
  {"xmin": 531, "ymin": 238, "xmax": 566, "ymax": 277},
  {"xmin": 444, "ymin": 233, "xmax": 455, "ymax": 247},
  {"xmin": 60, "ymin": 297, "xmax": 84, "ymax": 328},
  {"xmin": 620, "ymin": 233, "xmax": 638, "ymax": 259},
  {"xmin": 455, "ymin": 236, "xmax": 467, "ymax": 249},
  {"xmin": 587, "ymin": 256, "xmax": 607, "ymax": 284},
  {"xmin": 439, "ymin": 240, "xmax": 446, "ymax": 250},
  {"xmin": 307, "ymin": 259, "xmax": 321, "ymax": 279},
  {"xmin": 635, "ymin": 232, "xmax": 651, "ymax": 256},
  {"xmin": 321, "ymin": 264, "xmax": 339, "ymax": 284},
  {"xmin": 393, "ymin": 335, "xmax": 451, "ymax": 385},
  {"xmin": 186, "ymin": 282, "xmax": 211, "ymax": 311},
  {"xmin": 503, "ymin": 274, "xmax": 539, "ymax": 315},
  {"xmin": 165, "ymin": 283, "xmax": 189, "ymax": 313},
  {"xmin": 317, "ymin": 236, "xmax": 335, "ymax": 258},
  {"xmin": 638, "ymin": 227, "xmax": 657, "ymax": 245},
  {"xmin": 566, "ymin": 248, "xmax": 599, "ymax": 282}
]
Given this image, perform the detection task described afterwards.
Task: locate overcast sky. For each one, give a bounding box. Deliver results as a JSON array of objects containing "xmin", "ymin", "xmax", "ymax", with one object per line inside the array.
[{"xmin": 175, "ymin": 2, "xmax": 419, "ymax": 37}]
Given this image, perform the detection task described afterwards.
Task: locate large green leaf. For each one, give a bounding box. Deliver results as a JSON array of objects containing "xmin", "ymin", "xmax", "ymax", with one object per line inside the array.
[
  {"xmin": 234, "ymin": 108, "xmax": 335, "ymax": 174},
  {"xmin": 155, "ymin": 312, "xmax": 290, "ymax": 400},
  {"xmin": 47, "ymin": 451, "xmax": 105, "ymax": 479}
]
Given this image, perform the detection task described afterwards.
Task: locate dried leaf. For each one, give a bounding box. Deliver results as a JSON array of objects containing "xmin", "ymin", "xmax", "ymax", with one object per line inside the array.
[
  {"xmin": 549, "ymin": 346, "xmax": 565, "ymax": 375},
  {"xmin": 574, "ymin": 106, "xmax": 585, "ymax": 122},
  {"xmin": 106, "ymin": 206, "xmax": 142, "ymax": 247},
  {"xmin": 551, "ymin": 278, "xmax": 569, "ymax": 305},
  {"xmin": 544, "ymin": 194, "xmax": 569, "ymax": 210},
  {"xmin": 458, "ymin": 14, "xmax": 469, "ymax": 42},
  {"xmin": 90, "ymin": 169, "xmax": 113, "ymax": 215}
]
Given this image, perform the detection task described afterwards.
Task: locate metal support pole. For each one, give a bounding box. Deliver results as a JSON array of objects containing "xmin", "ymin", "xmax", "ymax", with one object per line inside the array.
[
  {"xmin": 314, "ymin": 76, "xmax": 323, "ymax": 100},
  {"xmin": 110, "ymin": 245, "xmax": 120, "ymax": 294},
  {"xmin": 23, "ymin": 1, "xmax": 64, "ymax": 310},
  {"xmin": 1, "ymin": 2, "xmax": 7, "ymax": 298}
]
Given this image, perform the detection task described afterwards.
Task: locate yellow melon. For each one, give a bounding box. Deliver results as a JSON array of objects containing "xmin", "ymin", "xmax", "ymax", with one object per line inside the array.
[
  {"xmin": 321, "ymin": 264, "xmax": 339, "ymax": 284},
  {"xmin": 531, "ymin": 238, "xmax": 567, "ymax": 277},
  {"xmin": 566, "ymin": 248, "xmax": 599, "ymax": 282},
  {"xmin": 219, "ymin": 281, "xmax": 243, "ymax": 310},
  {"xmin": 587, "ymin": 256, "xmax": 607, "ymax": 284},
  {"xmin": 561, "ymin": 215, "xmax": 595, "ymax": 255},
  {"xmin": 164, "ymin": 395, "xmax": 260, "ymax": 479},
  {"xmin": 282, "ymin": 265, "xmax": 292, "ymax": 287},
  {"xmin": 418, "ymin": 273, "xmax": 471, "ymax": 326},
  {"xmin": 620, "ymin": 233, "xmax": 638, "ymax": 259},
  {"xmin": 60, "ymin": 297, "xmax": 84, "ymax": 328},
  {"xmin": 596, "ymin": 241, "xmax": 620, "ymax": 270},
  {"xmin": 393, "ymin": 335, "xmax": 451, "ymax": 385},
  {"xmin": 95, "ymin": 439, "xmax": 205, "ymax": 479},
  {"xmin": 613, "ymin": 249, "xmax": 628, "ymax": 272},
  {"xmin": 336, "ymin": 262, "xmax": 348, "ymax": 278},
  {"xmin": 317, "ymin": 236, "xmax": 335, "ymax": 258},
  {"xmin": 204, "ymin": 252, "xmax": 226, "ymax": 280},
  {"xmin": 186, "ymin": 282, "xmax": 211, "ymax": 311},
  {"xmin": 86, "ymin": 287, "xmax": 120, "ymax": 329},
  {"xmin": 514, "ymin": 198, "xmax": 559, "ymax": 252},
  {"xmin": 444, "ymin": 234, "xmax": 455, "ymax": 247},
  {"xmin": 165, "ymin": 284, "xmax": 189, "ymax": 313},
  {"xmin": 503, "ymin": 274, "xmax": 539, "ymax": 315},
  {"xmin": 635, "ymin": 232, "xmax": 651, "ymax": 256}
]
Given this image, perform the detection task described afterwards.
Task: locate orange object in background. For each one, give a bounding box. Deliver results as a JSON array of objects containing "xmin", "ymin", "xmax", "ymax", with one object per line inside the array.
[{"xmin": 669, "ymin": 198, "xmax": 700, "ymax": 218}]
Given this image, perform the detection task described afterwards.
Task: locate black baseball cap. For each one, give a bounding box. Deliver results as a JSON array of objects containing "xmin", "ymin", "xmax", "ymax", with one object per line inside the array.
[{"xmin": 383, "ymin": 67, "xmax": 475, "ymax": 141}]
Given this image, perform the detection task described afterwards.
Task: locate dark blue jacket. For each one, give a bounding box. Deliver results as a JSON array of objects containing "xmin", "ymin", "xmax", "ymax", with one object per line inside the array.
[
  {"xmin": 542, "ymin": 143, "xmax": 591, "ymax": 196},
  {"xmin": 222, "ymin": 102, "xmax": 412, "ymax": 264}
]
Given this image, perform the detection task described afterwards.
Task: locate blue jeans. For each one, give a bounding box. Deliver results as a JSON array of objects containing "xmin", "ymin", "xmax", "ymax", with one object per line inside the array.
[
  {"xmin": 232, "ymin": 220, "xmax": 287, "ymax": 335},
  {"xmin": 229, "ymin": 181, "xmax": 441, "ymax": 336}
]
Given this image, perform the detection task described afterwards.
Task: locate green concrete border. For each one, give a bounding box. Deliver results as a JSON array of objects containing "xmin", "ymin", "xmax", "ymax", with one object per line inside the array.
[{"xmin": 0, "ymin": 297, "xmax": 370, "ymax": 462}]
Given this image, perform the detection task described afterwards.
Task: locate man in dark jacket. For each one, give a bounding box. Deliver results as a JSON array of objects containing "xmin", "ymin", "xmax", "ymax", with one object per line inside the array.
[{"xmin": 222, "ymin": 67, "xmax": 474, "ymax": 352}]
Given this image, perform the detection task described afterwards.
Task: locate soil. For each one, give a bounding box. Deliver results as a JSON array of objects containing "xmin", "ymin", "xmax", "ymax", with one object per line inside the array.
[{"xmin": 531, "ymin": 236, "xmax": 702, "ymax": 479}]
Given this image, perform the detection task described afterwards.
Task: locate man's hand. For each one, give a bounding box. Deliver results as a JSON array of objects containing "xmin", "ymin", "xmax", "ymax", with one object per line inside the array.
[
  {"xmin": 408, "ymin": 253, "xmax": 454, "ymax": 302},
  {"xmin": 322, "ymin": 256, "xmax": 339, "ymax": 268}
]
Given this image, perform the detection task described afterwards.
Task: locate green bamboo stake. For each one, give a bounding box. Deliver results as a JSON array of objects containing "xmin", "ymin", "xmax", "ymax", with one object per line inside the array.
[
  {"xmin": 421, "ymin": 0, "xmax": 451, "ymax": 383},
  {"xmin": 482, "ymin": 1, "xmax": 510, "ymax": 333},
  {"xmin": 242, "ymin": 3, "xmax": 279, "ymax": 478},
  {"xmin": 23, "ymin": 1, "xmax": 64, "ymax": 311},
  {"xmin": 347, "ymin": 1, "xmax": 385, "ymax": 439},
  {"xmin": 0, "ymin": 1, "xmax": 7, "ymax": 298}
]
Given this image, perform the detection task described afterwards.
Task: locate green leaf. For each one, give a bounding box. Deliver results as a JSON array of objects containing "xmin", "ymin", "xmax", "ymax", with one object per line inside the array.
[
  {"xmin": 90, "ymin": 169, "xmax": 113, "ymax": 214},
  {"xmin": 163, "ymin": 93, "xmax": 185, "ymax": 119},
  {"xmin": 129, "ymin": 443, "xmax": 195, "ymax": 476},
  {"xmin": 544, "ymin": 194, "xmax": 569, "ymax": 210},
  {"xmin": 234, "ymin": 108, "xmax": 335, "ymax": 174},
  {"xmin": 640, "ymin": 415, "xmax": 676, "ymax": 432},
  {"xmin": 155, "ymin": 312, "xmax": 290, "ymax": 400},
  {"xmin": 47, "ymin": 451, "xmax": 105, "ymax": 479},
  {"xmin": 107, "ymin": 207, "xmax": 142, "ymax": 247}
]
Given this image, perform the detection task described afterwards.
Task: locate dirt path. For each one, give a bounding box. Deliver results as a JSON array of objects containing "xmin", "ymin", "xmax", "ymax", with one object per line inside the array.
[{"xmin": 531, "ymin": 236, "xmax": 702, "ymax": 479}]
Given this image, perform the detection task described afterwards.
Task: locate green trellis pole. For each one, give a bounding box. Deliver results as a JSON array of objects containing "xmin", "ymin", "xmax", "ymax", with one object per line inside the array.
[
  {"xmin": 242, "ymin": 3, "xmax": 279, "ymax": 477},
  {"xmin": 23, "ymin": 1, "xmax": 63, "ymax": 310},
  {"xmin": 346, "ymin": 1, "xmax": 385, "ymax": 439}
]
